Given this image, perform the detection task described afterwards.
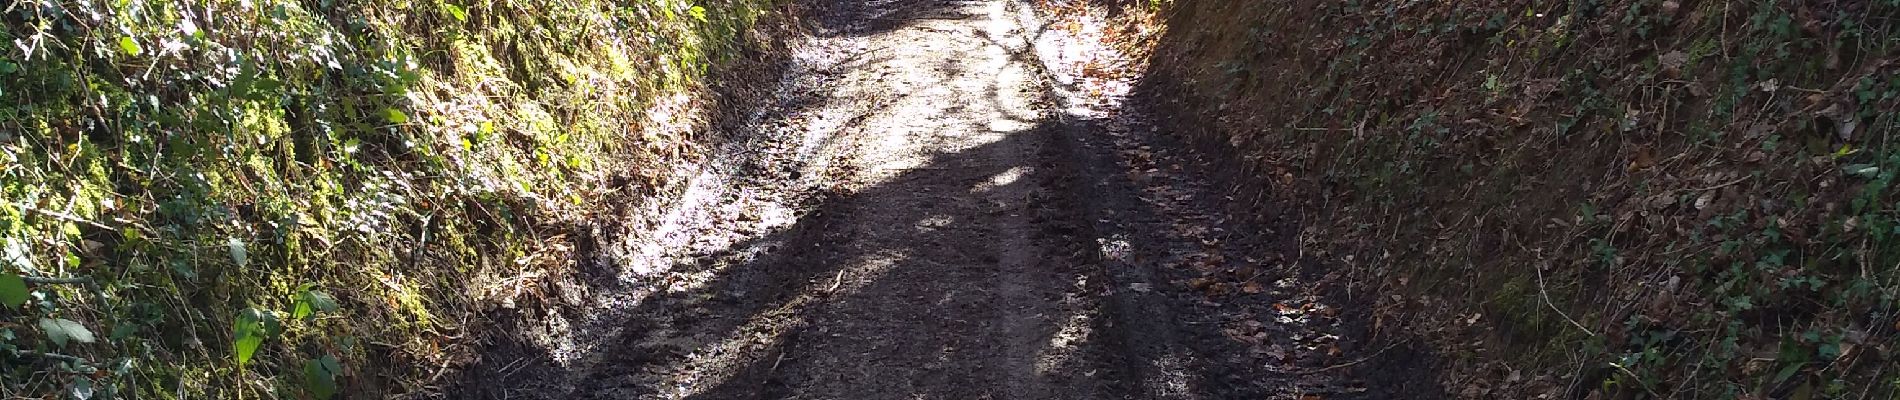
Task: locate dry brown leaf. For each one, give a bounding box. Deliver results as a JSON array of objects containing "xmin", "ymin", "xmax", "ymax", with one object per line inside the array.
[
  {"xmin": 1241, "ymin": 281, "xmax": 1265, "ymax": 294},
  {"xmin": 1628, "ymin": 146, "xmax": 1655, "ymax": 171}
]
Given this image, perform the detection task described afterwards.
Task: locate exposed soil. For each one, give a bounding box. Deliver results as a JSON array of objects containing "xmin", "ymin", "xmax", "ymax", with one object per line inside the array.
[{"xmin": 449, "ymin": 0, "xmax": 1444, "ymax": 398}]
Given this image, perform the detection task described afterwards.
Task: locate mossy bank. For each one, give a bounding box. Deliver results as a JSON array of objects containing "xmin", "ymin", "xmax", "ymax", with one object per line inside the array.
[{"xmin": 0, "ymin": 0, "xmax": 786, "ymax": 397}]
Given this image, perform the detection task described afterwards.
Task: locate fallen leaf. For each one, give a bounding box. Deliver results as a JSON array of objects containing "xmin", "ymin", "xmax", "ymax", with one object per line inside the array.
[{"xmin": 1628, "ymin": 146, "xmax": 1655, "ymax": 171}]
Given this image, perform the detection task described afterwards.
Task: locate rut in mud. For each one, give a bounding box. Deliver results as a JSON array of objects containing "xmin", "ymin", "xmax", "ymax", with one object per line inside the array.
[{"xmin": 452, "ymin": 0, "xmax": 1441, "ymax": 398}]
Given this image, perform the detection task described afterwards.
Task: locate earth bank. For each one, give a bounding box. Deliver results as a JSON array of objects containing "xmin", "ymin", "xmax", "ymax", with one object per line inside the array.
[{"xmin": 1084, "ymin": 0, "xmax": 1900, "ymax": 397}]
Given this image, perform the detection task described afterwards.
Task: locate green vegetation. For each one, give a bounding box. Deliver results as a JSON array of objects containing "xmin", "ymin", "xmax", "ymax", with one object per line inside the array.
[
  {"xmin": 1, "ymin": 0, "xmax": 776, "ymax": 396},
  {"xmin": 1137, "ymin": 0, "xmax": 1900, "ymax": 397}
]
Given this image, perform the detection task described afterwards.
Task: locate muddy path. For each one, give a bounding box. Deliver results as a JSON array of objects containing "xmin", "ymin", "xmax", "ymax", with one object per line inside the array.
[{"xmin": 450, "ymin": 0, "xmax": 1443, "ymax": 398}]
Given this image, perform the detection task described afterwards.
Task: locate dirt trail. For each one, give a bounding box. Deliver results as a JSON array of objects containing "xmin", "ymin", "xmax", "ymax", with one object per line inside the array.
[{"xmin": 453, "ymin": 0, "xmax": 1433, "ymax": 398}]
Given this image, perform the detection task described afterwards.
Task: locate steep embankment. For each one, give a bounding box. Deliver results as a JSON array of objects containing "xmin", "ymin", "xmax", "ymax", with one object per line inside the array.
[
  {"xmin": 1, "ymin": 0, "xmax": 785, "ymax": 397},
  {"xmin": 1110, "ymin": 0, "xmax": 1900, "ymax": 398}
]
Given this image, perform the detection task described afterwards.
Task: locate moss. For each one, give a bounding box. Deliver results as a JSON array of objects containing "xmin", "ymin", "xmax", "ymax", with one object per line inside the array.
[{"xmin": 0, "ymin": 0, "xmax": 780, "ymax": 396}]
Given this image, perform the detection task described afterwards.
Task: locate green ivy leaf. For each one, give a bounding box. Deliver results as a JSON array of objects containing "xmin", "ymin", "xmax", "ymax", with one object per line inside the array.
[
  {"xmin": 169, "ymin": 259, "xmax": 197, "ymax": 280},
  {"xmin": 110, "ymin": 323, "xmax": 138, "ymax": 341},
  {"xmin": 233, "ymin": 308, "xmax": 279, "ymax": 367},
  {"xmin": 39, "ymin": 318, "xmax": 95, "ymax": 347},
  {"xmin": 0, "ymin": 273, "xmax": 29, "ymax": 308},
  {"xmin": 383, "ymin": 108, "xmax": 410, "ymax": 124},
  {"xmin": 117, "ymin": 37, "xmax": 143, "ymax": 56},
  {"xmin": 250, "ymin": 77, "xmax": 284, "ymax": 99},
  {"xmin": 441, "ymin": 3, "xmax": 467, "ymax": 21},
  {"xmin": 292, "ymin": 288, "xmax": 339, "ymax": 321},
  {"xmin": 688, "ymin": 6, "xmax": 708, "ymax": 22},
  {"xmin": 302, "ymin": 355, "xmax": 341, "ymax": 399}
]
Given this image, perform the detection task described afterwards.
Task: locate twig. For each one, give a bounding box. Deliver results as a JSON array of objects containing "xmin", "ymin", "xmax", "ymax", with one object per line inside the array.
[
  {"xmin": 497, "ymin": 355, "xmax": 537, "ymax": 377},
  {"xmin": 21, "ymin": 276, "xmax": 91, "ymax": 285},
  {"xmin": 16, "ymin": 350, "xmax": 94, "ymax": 371},
  {"xmin": 1265, "ymin": 339, "xmax": 1406, "ymax": 376},
  {"xmin": 18, "ymin": 275, "xmax": 110, "ymax": 306},
  {"xmin": 1536, "ymin": 261, "xmax": 1598, "ymax": 337},
  {"xmin": 16, "ymin": 204, "xmax": 115, "ymax": 231},
  {"xmin": 410, "ymin": 212, "xmax": 435, "ymax": 271},
  {"xmin": 1858, "ymin": 363, "xmax": 1886, "ymax": 400},
  {"xmin": 1682, "ymin": 175, "xmax": 1752, "ymax": 193},
  {"xmin": 769, "ymin": 350, "xmax": 788, "ymax": 372},
  {"xmin": 16, "ymin": 203, "xmax": 156, "ymax": 237},
  {"xmin": 1610, "ymin": 362, "xmax": 1664, "ymax": 399}
]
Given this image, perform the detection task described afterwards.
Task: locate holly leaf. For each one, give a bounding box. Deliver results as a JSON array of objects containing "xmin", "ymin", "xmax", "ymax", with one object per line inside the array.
[{"xmin": 39, "ymin": 318, "xmax": 95, "ymax": 347}]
